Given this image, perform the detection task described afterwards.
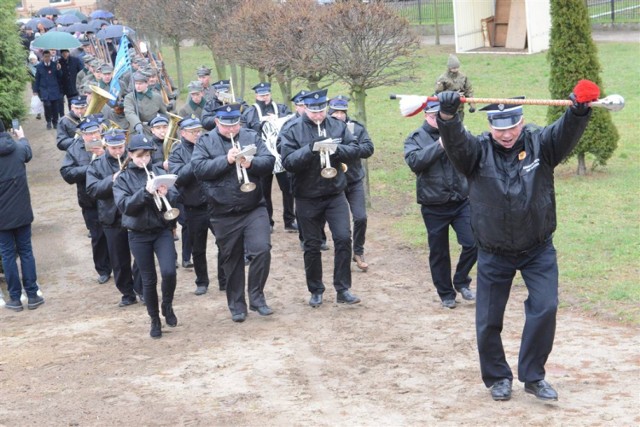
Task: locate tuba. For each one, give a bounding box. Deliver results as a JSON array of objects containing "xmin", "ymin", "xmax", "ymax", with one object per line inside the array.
[
  {"xmin": 86, "ymin": 85, "xmax": 116, "ymax": 116},
  {"xmin": 261, "ymin": 114, "xmax": 294, "ymax": 174},
  {"xmin": 162, "ymin": 113, "xmax": 183, "ymax": 160}
]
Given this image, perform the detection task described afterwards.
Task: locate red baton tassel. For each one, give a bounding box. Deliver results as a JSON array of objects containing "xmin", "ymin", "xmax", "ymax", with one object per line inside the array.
[{"xmin": 573, "ymin": 79, "xmax": 600, "ymax": 103}]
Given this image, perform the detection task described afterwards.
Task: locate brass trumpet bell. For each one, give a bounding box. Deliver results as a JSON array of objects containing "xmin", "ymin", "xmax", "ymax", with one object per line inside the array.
[
  {"xmin": 240, "ymin": 182, "xmax": 257, "ymax": 193},
  {"xmin": 321, "ymin": 167, "xmax": 338, "ymax": 179},
  {"xmin": 163, "ymin": 207, "xmax": 180, "ymax": 221}
]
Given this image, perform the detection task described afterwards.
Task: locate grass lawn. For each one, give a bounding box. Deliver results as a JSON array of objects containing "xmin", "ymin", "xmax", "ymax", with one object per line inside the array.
[{"xmin": 164, "ymin": 40, "xmax": 640, "ymax": 324}]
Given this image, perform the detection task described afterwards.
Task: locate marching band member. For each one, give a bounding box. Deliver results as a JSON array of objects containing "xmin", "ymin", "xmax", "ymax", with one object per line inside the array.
[
  {"xmin": 327, "ymin": 95, "xmax": 375, "ymax": 272},
  {"xmin": 242, "ymin": 82, "xmax": 294, "ymax": 232},
  {"xmin": 280, "ymin": 89, "xmax": 361, "ymax": 308},
  {"xmin": 201, "ymin": 80, "xmax": 232, "ymax": 131},
  {"xmin": 148, "ymin": 114, "xmax": 170, "ymax": 170},
  {"xmin": 191, "ymin": 104, "xmax": 275, "ymax": 322},
  {"xmin": 112, "ymin": 134, "xmax": 179, "ymax": 339},
  {"xmin": 60, "ymin": 115, "xmax": 112, "ymax": 285},
  {"xmin": 169, "ymin": 116, "xmax": 226, "ymax": 295},
  {"xmin": 56, "ymin": 95, "xmax": 87, "ymax": 151},
  {"xmin": 86, "ymin": 129, "xmax": 143, "ymax": 307}
]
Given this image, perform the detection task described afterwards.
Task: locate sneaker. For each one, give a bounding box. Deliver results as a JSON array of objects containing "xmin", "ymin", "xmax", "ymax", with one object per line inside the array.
[
  {"xmin": 459, "ymin": 287, "xmax": 475, "ymax": 301},
  {"xmin": 441, "ymin": 299, "xmax": 457, "ymax": 309},
  {"xmin": 5, "ymin": 299, "xmax": 24, "ymax": 312},
  {"xmin": 27, "ymin": 295, "xmax": 45, "ymax": 310}
]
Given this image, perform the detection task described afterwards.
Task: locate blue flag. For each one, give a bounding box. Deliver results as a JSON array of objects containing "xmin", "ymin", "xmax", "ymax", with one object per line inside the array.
[{"xmin": 109, "ymin": 34, "xmax": 132, "ymax": 105}]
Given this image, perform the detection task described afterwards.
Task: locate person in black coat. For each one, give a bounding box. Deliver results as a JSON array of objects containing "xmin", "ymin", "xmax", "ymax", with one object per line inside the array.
[
  {"xmin": 58, "ymin": 49, "xmax": 84, "ymax": 111},
  {"xmin": 191, "ymin": 104, "xmax": 275, "ymax": 323},
  {"xmin": 328, "ymin": 95, "xmax": 375, "ymax": 272},
  {"xmin": 34, "ymin": 50, "xmax": 63, "ymax": 130},
  {"xmin": 280, "ymin": 89, "xmax": 362, "ymax": 308},
  {"xmin": 0, "ymin": 122, "xmax": 44, "ymax": 312},
  {"xmin": 404, "ymin": 99, "xmax": 477, "ymax": 309},
  {"xmin": 86, "ymin": 129, "xmax": 143, "ymax": 307},
  {"xmin": 436, "ymin": 85, "xmax": 593, "ymax": 402},
  {"xmin": 112, "ymin": 134, "xmax": 180, "ymax": 339},
  {"xmin": 56, "ymin": 95, "xmax": 87, "ymax": 151},
  {"xmin": 60, "ymin": 115, "xmax": 112, "ymax": 284},
  {"xmin": 169, "ymin": 116, "xmax": 226, "ymax": 295}
]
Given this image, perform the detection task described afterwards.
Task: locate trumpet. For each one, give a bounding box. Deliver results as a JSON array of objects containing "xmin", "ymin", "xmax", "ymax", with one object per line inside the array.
[
  {"xmin": 230, "ymin": 133, "xmax": 256, "ymax": 192},
  {"xmin": 316, "ymin": 122, "xmax": 337, "ymax": 179},
  {"xmin": 142, "ymin": 163, "xmax": 180, "ymax": 220}
]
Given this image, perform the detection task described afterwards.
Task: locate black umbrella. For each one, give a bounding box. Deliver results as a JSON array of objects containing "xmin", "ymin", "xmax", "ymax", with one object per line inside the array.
[
  {"xmin": 63, "ymin": 23, "xmax": 93, "ymax": 34},
  {"xmin": 56, "ymin": 15, "xmax": 80, "ymax": 26},
  {"xmin": 96, "ymin": 25, "xmax": 135, "ymax": 40},
  {"xmin": 90, "ymin": 10, "xmax": 115, "ymax": 20},
  {"xmin": 88, "ymin": 19, "xmax": 110, "ymax": 31},
  {"xmin": 25, "ymin": 17, "xmax": 55, "ymax": 31},
  {"xmin": 37, "ymin": 6, "xmax": 61, "ymax": 17}
]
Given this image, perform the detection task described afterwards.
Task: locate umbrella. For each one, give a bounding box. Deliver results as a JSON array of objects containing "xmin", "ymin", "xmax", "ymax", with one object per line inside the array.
[
  {"xmin": 37, "ymin": 6, "xmax": 61, "ymax": 17},
  {"xmin": 96, "ymin": 25, "xmax": 135, "ymax": 40},
  {"xmin": 56, "ymin": 15, "xmax": 80, "ymax": 26},
  {"xmin": 88, "ymin": 19, "xmax": 110, "ymax": 31},
  {"xmin": 90, "ymin": 10, "xmax": 115, "ymax": 20},
  {"xmin": 64, "ymin": 23, "xmax": 93, "ymax": 34},
  {"xmin": 61, "ymin": 9, "xmax": 88, "ymax": 22},
  {"xmin": 32, "ymin": 31, "xmax": 81, "ymax": 50},
  {"xmin": 25, "ymin": 17, "xmax": 55, "ymax": 31}
]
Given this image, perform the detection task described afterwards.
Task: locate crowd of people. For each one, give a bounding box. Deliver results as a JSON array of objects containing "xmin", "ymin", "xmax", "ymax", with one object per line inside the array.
[{"xmin": 2, "ymin": 14, "xmax": 597, "ymax": 402}]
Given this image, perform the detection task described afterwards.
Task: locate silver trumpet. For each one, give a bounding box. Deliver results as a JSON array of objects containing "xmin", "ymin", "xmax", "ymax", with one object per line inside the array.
[
  {"xmin": 230, "ymin": 133, "xmax": 256, "ymax": 193},
  {"xmin": 317, "ymin": 122, "xmax": 337, "ymax": 179},
  {"xmin": 142, "ymin": 163, "xmax": 180, "ymax": 220}
]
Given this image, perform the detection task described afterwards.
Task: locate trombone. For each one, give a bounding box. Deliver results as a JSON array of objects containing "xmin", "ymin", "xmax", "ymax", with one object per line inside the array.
[
  {"xmin": 142, "ymin": 163, "xmax": 180, "ymax": 220},
  {"xmin": 230, "ymin": 133, "xmax": 256, "ymax": 193}
]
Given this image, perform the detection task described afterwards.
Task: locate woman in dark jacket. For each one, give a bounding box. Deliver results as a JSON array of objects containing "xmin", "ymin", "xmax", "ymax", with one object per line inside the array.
[
  {"xmin": 0, "ymin": 123, "xmax": 44, "ymax": 311},
  {"xmin": 113, "ymin": 134, "xmax": 179, "ymax": 339}
]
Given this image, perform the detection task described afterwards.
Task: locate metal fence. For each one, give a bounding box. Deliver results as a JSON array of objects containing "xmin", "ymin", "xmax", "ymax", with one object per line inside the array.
[{"xmin": 382, "ymin": 0, "xmax": 640, "ymax": 25}]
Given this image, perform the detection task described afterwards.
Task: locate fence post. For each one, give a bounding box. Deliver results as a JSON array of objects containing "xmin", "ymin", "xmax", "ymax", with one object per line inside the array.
[
  {"xmin": 434, "ymin": 0, "xmax": 440, "ymax": 45},
  {"xmin": 418, "ymin": 0, "xmax": 423, "ymax": 25},
  {"xmin": 610, "ymin": 0, "xmax": 615, "ymax": 23}
]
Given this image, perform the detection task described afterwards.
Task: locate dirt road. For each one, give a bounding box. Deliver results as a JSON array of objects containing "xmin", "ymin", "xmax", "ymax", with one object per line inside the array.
[{"xmin": 1, "ymin": 102, "xmax": 638, "ymax": 426}]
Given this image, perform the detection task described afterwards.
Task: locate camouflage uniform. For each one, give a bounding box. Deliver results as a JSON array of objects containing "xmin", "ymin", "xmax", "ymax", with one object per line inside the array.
[{"xmin": 434, "ymin": 55, "xmax": 475, "ymax": 122}]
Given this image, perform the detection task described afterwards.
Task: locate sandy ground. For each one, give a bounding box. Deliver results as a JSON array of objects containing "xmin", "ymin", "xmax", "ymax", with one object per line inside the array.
[{"xmin": 1, "ymin": 92, "xmax": 639, "ymax": 426}]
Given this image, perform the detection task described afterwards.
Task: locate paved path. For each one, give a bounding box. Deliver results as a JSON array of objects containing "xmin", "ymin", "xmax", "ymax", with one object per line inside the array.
[{"xmin": 422, "ymin": 30, "xmax": 639, "ymax": 45}]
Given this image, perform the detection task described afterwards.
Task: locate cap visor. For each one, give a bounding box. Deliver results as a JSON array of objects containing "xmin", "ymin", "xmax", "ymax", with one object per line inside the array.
[
  {"xmin": 489, "ymin": 115, "xmax": 522, "ymax": 130},
  {"xmin": 218, "ymin": 117, "xmax": 240, "ymax": 126},
  {"xmin": 305, "ymin": 103, "xmax": 327, "ymax": 113}
]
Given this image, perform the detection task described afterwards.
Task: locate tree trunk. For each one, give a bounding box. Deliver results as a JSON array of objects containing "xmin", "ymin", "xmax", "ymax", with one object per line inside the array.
[
  {"xmin": 576, "ymin": 152, "xmax": 587, "ymax": 175},
  {"xmin": 351, "ymin": 86, "xmax": 372, "ymax": 208},
  {"xmin": 212, "ymin": 55, "xmax": 227, "ymax": 81},
  {"xmin": 171, "ymin": 39, "xmax": 183, "ymax": 92},
  {"xmin": 230, "ymin": 62, "xmax": 239, "ymax": 98},
  {"xmin": 240, "ymin": 65, "xmax": 246, "ymax": 101},
  {"xmin": 275, "ymin": 72, "xmax": 292, "ymax": 107},
  {"xmin": 434, "ymin": 0, "xmax": 440, "ymax": 45}
]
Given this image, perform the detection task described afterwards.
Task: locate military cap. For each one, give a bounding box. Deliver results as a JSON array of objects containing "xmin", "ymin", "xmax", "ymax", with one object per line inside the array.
[
  {"xmin": 423, "ymin": 99, "xmax": 440, "ymax": 114},
  {"xmin": 132, "ymin": 71, "xmax": 148, "ymax": 82},
  {"xmin": 213, "ymin": 104, "xmax": 242, "ymax": 126},
  {"xmin": 480, "ymin": 97, "xmax": 525, "ymax": 130},
  {"xmin": 300, "ymin": 89, "xmax": 328, "ymax": 112},
  {"xmin": 148, "ymin": 114, "xmax": 169, "ymax": 127},
  {"xmin": 187, "ymin": 81, "xmax": 204, "ymax": 93},
  {"xmin": 291, "ymin": 90, "xmax": 309, "ymax": 105},
  {"xmin": 447, "ymin": 54, "xmax": 460, "ymax": 69},
  {"xmin": 179, "ymin": 115, "xmax": 202, "ymax": 130},
  {"xmin": 212, "ymin": 80, "xmax": 230, "ymax": 92},
  {"xmin": 103, "ymin": 129, "xmax": 127, "ymax": 146},
  {"xmin": 328, "ymin": 95, "xmax": 349, "ymax": 111},
  {"xmin": 82, "ymin": 54, "xmax": 95, "ymax": 64},
  {"xmin": 252, "ymin": 82, "xmax": 271, "ymax": 95},
  {"xmin": 70, "ymin": 95, "xmax": 88, "ymax": 108},
  {"xmin": 196, "ymin": 65, "xmax": 211, "ymax": 77},
  {"xmin": 78, "ymin": 114, "xmax": 104, "ymax": 133},
  {"xmin": 99, "ymin": 63, "xmax": 114, "ymax": 74},
  {"xmin": 128, "ymin": 134, "xmax": 156, "ymax": 152}
]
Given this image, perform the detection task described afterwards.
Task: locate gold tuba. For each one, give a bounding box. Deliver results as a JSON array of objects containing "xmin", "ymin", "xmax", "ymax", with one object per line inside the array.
[
  {"xmin": 163, "ymin": 112, "xmax": 183, "ymax": 160},
  {"xmin": 86, "ymin": 85, "xmax": 116, "ymax": 116}
]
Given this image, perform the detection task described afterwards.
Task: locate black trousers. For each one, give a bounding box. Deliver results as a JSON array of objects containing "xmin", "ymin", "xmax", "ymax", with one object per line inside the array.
[
  {"xmin": 185, "ymin": 205, "xmax": 226, "ymax": 289},
  {"xmin": 103, "ymin": 226, "xmax": 142, "ymax": 299},
  {"xmin": 476, "ymin": 241, "xmax": 558, "ymax": 387},
  {"xmin": 211, "ymin": 207, "xmax": 271, "ymax": 316},
  {"xmin": 297, "ymin": 193, "xmax": 352, "ymax": 294},
  {"xmin": 261, "ymin": 172, "xmax": 296, "ymax": 227},
  {"xmin": 128, "ymin": 228, "xmax": 177, "ymax": 318},
  {"xmin": 345, "ymin": 180, "xmax": 367, "ymax": 256},
  {"xmin": 176, "ymin": 203, "xmax": 192, "ymax": 263},
  {"xmin": 43, "ymin": 98, "xmax": 63, "ymax": 125},
  {"xmin": 420, "ymin": 200, "xmax": 477, "ymax": 301},
  {"xmin": 81, "ymin": 207, "xmax": 111, "ymax": 277}
]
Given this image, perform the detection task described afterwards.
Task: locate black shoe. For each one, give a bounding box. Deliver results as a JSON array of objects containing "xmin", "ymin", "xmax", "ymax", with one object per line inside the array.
[
  {"xmin": 250, "ymin": 305, "xmax": 274, "ymax": 316},
  {"xmin": 219, "ymin": 284, "xmax": 226, "ymax": 291},
  {"xmin": 320, "ymin": 241, "xmax": 329, "ymax": 251},
  {"xmin": 525, "ymin": 380, "xmax": 558, "ymax": 401},
  {"xmin": 181, "ymin": 260, "xmax": 194, "ymax": 268},
  {"xmin": 150, "ymin": 317, "xmax": 162, "ymax": 339},
  {"xmin": 5, "ymin": 299, "xmax": 24, "ymax": 312},
  {"xmin": 441, "ymin": 299, "xmax": 457, "ymax": 309},
  {"xmin": 118, "ymin": 296, "xmax": 138, "ymax": 307},
  {"xmin": 161, "ymin": 303, "xmax": 178, "ymax": 327},
  {"xmin": 284, "ymin": 222, "xmax": 298, "ymax": 232},
  {"xmin": 244, "ymin": 255, "xmax": 251, "ymax": 266},
  {"xmin": 36, "ymin": 113, "xmax": 41, "ymax": 120},
  {"xmin": 52, "ymin": 123, "xmax": 57, "ymax": 129},
  {"xmin": 194, "ymin": 285, "xmax": 208, "ymax": 295},
  {"xmin": 136, "ymin": 292, "xmax": 145, "ymax": 304},
  {"xmin": 309, "ymin": 293, "xmax": 323, "ymax": 308},
  {"xmin": 46, "ymin": 122, "xmax": 52, "ymax": 130},
  {"xmin": 459, "ymin": 287, "xmax": 476, "ymax": 301},
  {"xmin": 490, "ymin": 379, "xmax": 512, "ymax": 401},
  {"xmin": 270, "ymin": 225, "xmax": 274, "ymax": 234},
  {"xmin": 27, "ymin": 295, "xmax": 45, "ymax": 310},
  {"xmin": 97, "ymin": 274, "xmax": 111, "ymax": 284},
  {"xmin": 337, "ymin": 290, "xmax": 361, "ymax": 305},
  {"xmin": 231, "ymin": 312, "xmax": 246, "ymax": 323}
]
